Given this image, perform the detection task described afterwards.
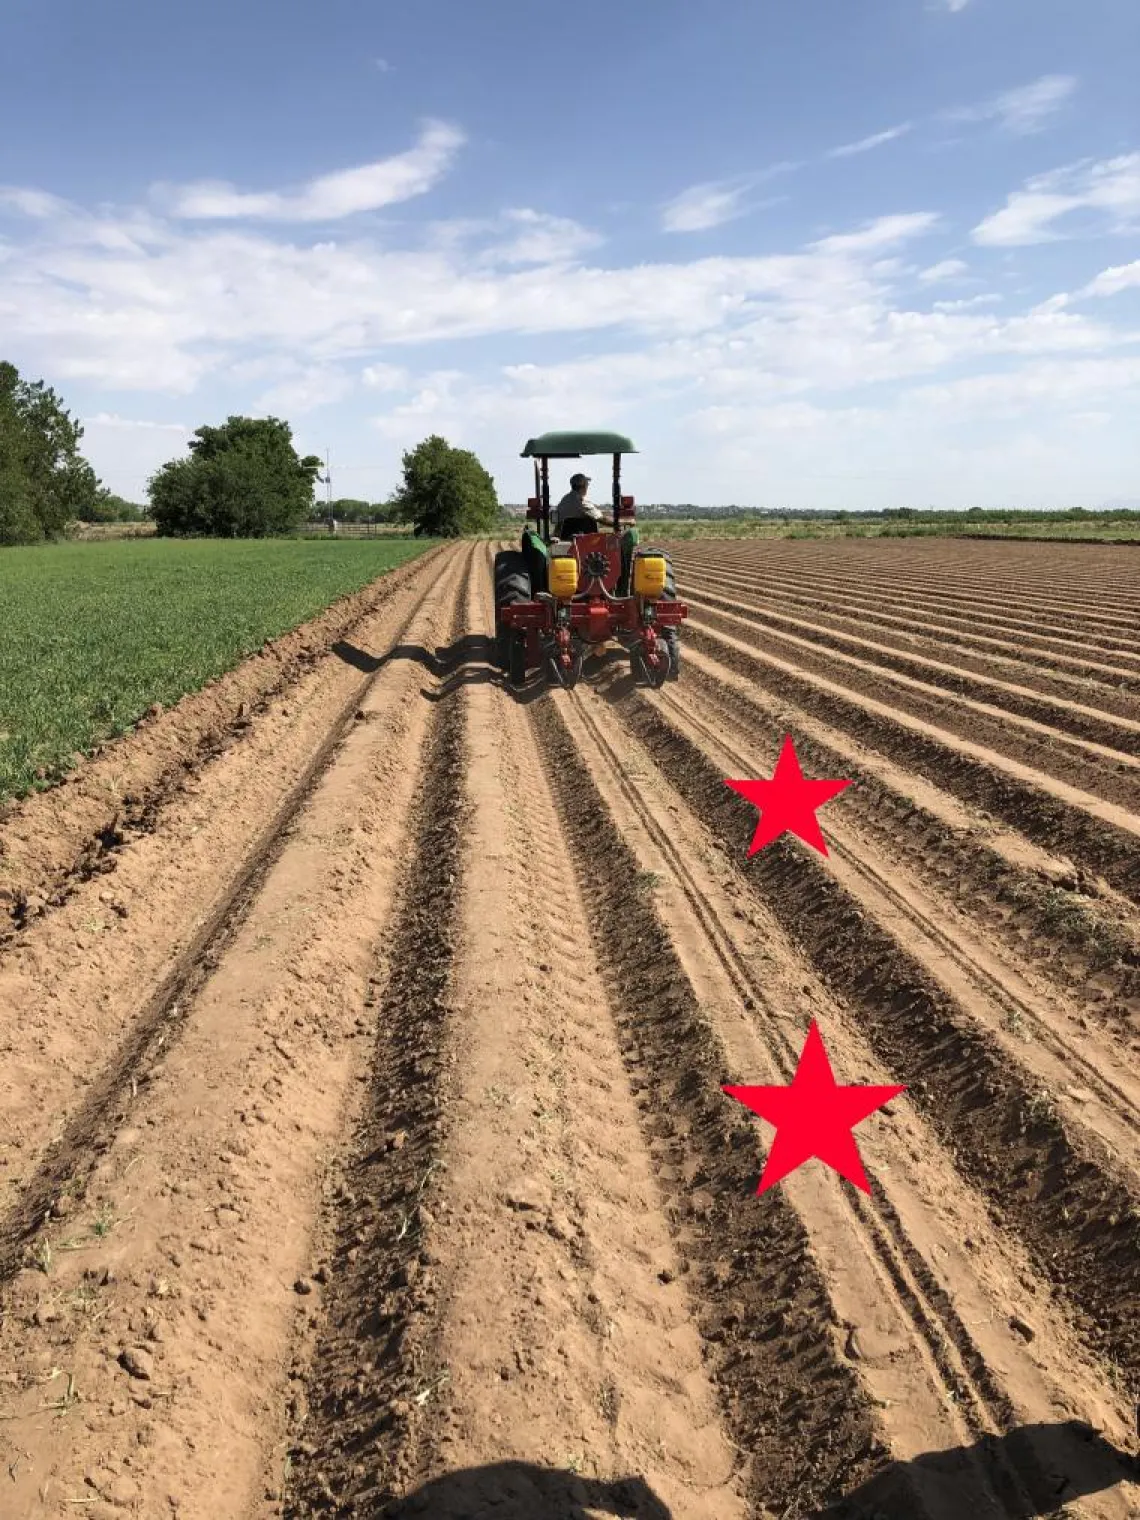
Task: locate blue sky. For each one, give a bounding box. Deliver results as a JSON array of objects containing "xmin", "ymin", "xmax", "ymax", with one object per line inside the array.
[{"xmin": 1, "ymin": 0, "xmax": 1138, "ymax": 508}]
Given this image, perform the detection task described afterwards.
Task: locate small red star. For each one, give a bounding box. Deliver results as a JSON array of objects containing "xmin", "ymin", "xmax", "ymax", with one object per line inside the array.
[
  {"xmin": 725, "ymin": 734, "xmax": 850, "ymax": 856},
  {"xmin": 723, "ymin": 1021, "xmax": 905, "ymax": 1194}
]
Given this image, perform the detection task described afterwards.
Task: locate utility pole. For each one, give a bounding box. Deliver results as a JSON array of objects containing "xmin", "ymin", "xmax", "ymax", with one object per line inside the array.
[{"xmin": 325, "ymin": 449, "xmax": 335, "ymax": 534}]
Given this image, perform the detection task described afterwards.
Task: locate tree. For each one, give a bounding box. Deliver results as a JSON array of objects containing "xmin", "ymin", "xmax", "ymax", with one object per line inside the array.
[
  {"xmin": 389, "ymin": 434, "xmax": 498, "ymax": 538},
  {"xmin": 0, "ymin": 361, "xmax": 100, "ymax": 544},
  {"xmin": 81, "ymin": 489, "xmax": 146, "ymax": 524},
  {"xmin": 148, "ymin": 416, "xmax": 322, "ymax": 537}
]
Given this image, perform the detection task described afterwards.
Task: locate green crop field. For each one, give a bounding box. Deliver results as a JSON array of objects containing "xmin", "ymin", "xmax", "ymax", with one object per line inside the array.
[
  {"xmin": 640, "ymin": 514, "xmax": 1140, "ymax": 542},
  {"xmin": 0, "ymin": 537, "xmax": 433, "ymax": 803}
]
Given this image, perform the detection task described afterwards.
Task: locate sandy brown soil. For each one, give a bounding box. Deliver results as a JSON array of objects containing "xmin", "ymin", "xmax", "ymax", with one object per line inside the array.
[{"xmin": 0, "ymin": 536, "xmax": 1137, "ymax": 1520}]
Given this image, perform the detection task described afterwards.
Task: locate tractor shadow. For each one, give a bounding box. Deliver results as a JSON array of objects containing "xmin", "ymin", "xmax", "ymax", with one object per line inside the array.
[
  {"xmin": 332, "ymin": 637, "xmax": 657, "ymax": 705},
  {"xmin": 364, "ymin": 1460, "xmax": 673, "ymax": 1517},
  {"xmin": 332, "ymin": 635, "xmax": 501, "ymax": 700},
  {"xmin": 814, "ymin": 1419, "xmax": 1137, "ymax": 1519}
]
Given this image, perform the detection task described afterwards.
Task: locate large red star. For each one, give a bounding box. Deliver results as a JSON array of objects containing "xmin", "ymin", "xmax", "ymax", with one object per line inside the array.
[
  {"xmin": 724, "ymin": 735, "xmax": 851, "ymax": 856},
  {"xmin": 723, "ymin": 1021, "xmax": 905, "ymax": 1194}
]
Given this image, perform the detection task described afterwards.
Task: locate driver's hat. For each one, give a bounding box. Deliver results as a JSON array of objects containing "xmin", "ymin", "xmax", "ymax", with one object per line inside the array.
[{"xmin": 570, "ymin": 471, "xmax": 590, "ymax": 488}]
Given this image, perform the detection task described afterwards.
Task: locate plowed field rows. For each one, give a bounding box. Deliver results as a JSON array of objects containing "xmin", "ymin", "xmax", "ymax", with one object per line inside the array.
[{"xmin": 0, "ymin": 537, "xmax": 1137, "ymax": 1520}]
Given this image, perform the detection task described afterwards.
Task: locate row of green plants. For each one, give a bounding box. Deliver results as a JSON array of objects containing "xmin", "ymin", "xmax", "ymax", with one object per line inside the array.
[{"xmin": 0, "ymin": 538, "xmax": 433, "ymax": 801}]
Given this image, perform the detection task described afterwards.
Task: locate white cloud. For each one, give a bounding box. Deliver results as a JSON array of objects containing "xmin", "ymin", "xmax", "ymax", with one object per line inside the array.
[
  {"xmin": 661, "ymin": 178, "xmax": 753, "ymax": 233},
  {"xmin": 919, "ymin": 258, "xmax": 968, "ymax": 283},
  {"xmin": 810, "ymin": 212, "xmax": 940, "ymax": 256},
  {"xmin": 483, "ymin": 209, "xmax": 603, "ymax": 266},
  {"xmin": 155, "ymin": 119, "xmax": 464, "ymax": 222},
  {"xmin": 909, "ymin": 356, "xmax": 1140, "ymax": 415},
  {"xmin": 973, "ymin": 153, "xmax": 1140, "ymax": 246},
  {"xmin": 941, "ymin": 0, "xmax": 970, "ymax": 12},
  {"xmin": 7, "ymin": 145, "xmax": 1140, "ymax": 509},
  {"xmin": 0, "ymin": 187, "xmax": 72, "ymax": 218},
  {"xmin": 427, "ymin": 208, "xmax": 602, "ymax": 266},
  {"xmin": 374, "ymin": 57, "xmax": 392, "ymax": 73},
  {"xmin": 85, "ymin": 413, "xmax": 189, "ymax": 431},
  {"xmin": 660, "ymin": 164, "xmax": 795, "ymax": 233},
  {"xmin": 932, "ymin": 294, "xmax": 1002, "ymax": 311},
  {"xmin": 1079, "ymin": 259, "xmax": 1140, "ymax": 299},
  {"xmin": 361, "ymin": 362, "xmax": 409, "ymax": 390},
  {"xmin": 255, "ymin": 366, "xmax": 354, "ymax": 414},
  {"xmin": 826, "ymin": 123, "xmax": 912, "ymax": 159},
  {"xmin": 948, "ymin": 74, "xmax": 1077, "ymax": 136}
]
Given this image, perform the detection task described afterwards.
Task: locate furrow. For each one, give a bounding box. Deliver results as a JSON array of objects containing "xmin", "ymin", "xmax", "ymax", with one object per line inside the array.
[
  {"xmin": 674, "ymin": 545, "xmax": 1140, "ymax": 652},
  {"xmin": 526, "ymin": 694, "xmax": 887, "ymax": 1518},
  {"xmin": 0, "ymin": 546, "xmax": 469, "ymax": 1244},
  {"xmin": 684, "ymin": 618, "xmax": 1140, "ymax": 906},
  {"xmin": 614, "ymin": 694, "xmax": 1140, "ymax": 1400},
  {"xmin": 673, "ymin": 560, "xmax": 1140, "ymax": 705},
  {"xmin": 655, "ymin": 684, "xmax": 1140, "ymax": 1166},
  {"xmin": 674, "ymin": 644, "xmax": 1140, "ymax": 1032},
  {"xmin": 686, "ymin": 596, "xmax": 1140, "ymax": 805},
  {"xmin": 677, "ymin": 542, "xmax": 1140, "ymax": 633},
  {"xmin": 542, "ymin": 676, "xmax": 1138, "ymax": 1516},
  {"xmin": 282, "ymin": 584, "xmax": 470, "ymax": 1517}
]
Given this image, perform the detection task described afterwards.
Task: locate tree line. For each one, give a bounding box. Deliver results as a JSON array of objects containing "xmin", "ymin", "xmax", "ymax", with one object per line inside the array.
[{"xmin": 0, "ymin": 360, "xmax": 499, "ymax": 544}]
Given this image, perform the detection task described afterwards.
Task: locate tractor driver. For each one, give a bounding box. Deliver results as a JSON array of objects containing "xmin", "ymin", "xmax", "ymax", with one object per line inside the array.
[{"xmin": 555, "ymin": 472, "xmax": 604, "ymax": 538}]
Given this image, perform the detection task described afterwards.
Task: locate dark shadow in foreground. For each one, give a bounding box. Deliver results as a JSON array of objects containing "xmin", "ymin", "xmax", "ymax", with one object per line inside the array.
[
  {"xmin": 815, "ymin": 1420, "xmax": 1136, "ymax": 1520},
  {"xmin": 363, "ymin": 1461, "xmax": 673, "ymax": 1518}
]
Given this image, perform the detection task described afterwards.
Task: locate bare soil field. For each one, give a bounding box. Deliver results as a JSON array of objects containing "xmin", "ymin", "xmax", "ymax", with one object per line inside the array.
[{"xmin": 0, "ymin": 537, "xmax": 1137, "ymax": 1520}]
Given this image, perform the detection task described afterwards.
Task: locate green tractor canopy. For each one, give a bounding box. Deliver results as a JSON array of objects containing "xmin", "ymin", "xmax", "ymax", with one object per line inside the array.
[{"xmin": 520, "ymin": 431, "xmax": 637, "ymax": 458}]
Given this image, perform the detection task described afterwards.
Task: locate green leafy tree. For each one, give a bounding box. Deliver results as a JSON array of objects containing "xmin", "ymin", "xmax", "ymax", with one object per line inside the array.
[
  {"xmin": 390, "ymin": 434, "xmax": 498, "ymax": 538},
  {"xmin": 0, "ymin": 361, "xmax": 100, "ymax": 544},
  {"xmin": 148, "ymin": 416, "xmax": 322, "ymax": 537}
]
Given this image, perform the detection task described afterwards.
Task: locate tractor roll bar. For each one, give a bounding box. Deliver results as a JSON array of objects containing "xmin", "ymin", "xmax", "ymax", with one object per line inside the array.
[{"xmin": 530, "ymin": 450, "xmax": 622, "ymax": 543}]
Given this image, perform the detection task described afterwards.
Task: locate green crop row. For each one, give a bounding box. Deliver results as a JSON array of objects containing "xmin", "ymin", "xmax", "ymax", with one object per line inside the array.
[{"xmin": 0, "ymin": 537, "xmax": 433, "ymax": 803}]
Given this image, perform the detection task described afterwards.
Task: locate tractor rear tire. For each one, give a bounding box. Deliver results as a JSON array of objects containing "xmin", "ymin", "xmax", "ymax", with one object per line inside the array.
[
  {"xmin": 661, "ymin": 627, "xmax": 681, "ymax": 680},
  {"xmin": 508, "ymin": 630, "xmax": 528, "ymax": 689},
  {"xmin": 494, "ymin": 550, "xmax": 532, "ymax": 671},
  {"xmin": 636, "ymin": 546, "xmax": 680, "ymax": 680},
  {"xmin": 631, "ymin": 637, "xmax": 671, "ymax": 689}
]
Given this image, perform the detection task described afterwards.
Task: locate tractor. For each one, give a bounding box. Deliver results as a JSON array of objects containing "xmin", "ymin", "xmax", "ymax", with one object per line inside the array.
[{"xmin": 494, "ymin": 431, "xmax": 688, "ymax": 690}]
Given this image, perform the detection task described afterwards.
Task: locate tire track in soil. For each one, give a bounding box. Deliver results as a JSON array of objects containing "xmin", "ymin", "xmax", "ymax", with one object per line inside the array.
[
  {"xmin": 563, "ymin": 675, "xmax": 1139, "ymax": 1518},
  {"xmin": 280, "ymin": 600, "xmax": 469, "ymax": 1519},
  {"xmin": 613, "ymin": 697, "xmax": 1140, "ymax": 1403},
  {"xmin": 0, "ymin": 545, "xmax": 447, "ymax": 939},
  {"xmin": 683, "ymin": 621, "xmax": 1140, "ymax": 908},
  {"xmin": 527, "ymin": 697, "xmax": 886, "ymax": 1518},
  {"xmin": 674, "ymin": 647, "xmax": 1140, "ymax": 1033},
  {"xmin": 0, "ymin": 548, "xmax": 466, "ymax": 1285},
  {"xmin": 282, "ymin": 548, "xmax": 752, "ymax": 1520}
]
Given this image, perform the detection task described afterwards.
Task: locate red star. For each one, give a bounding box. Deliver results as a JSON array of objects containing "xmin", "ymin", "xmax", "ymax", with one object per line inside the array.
[
  {"xmin": 723, "ymin": 1021, "xmax": 905, "ymax": 1194},
  {"xmin": 725, "ymin": 735, "xmax": 851, "ymax": 856}
]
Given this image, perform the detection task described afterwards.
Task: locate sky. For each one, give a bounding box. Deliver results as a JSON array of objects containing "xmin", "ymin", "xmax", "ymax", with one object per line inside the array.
[{"xmin": 1, "ymin": 0, "xmax": 1138, "ymax": 510}]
